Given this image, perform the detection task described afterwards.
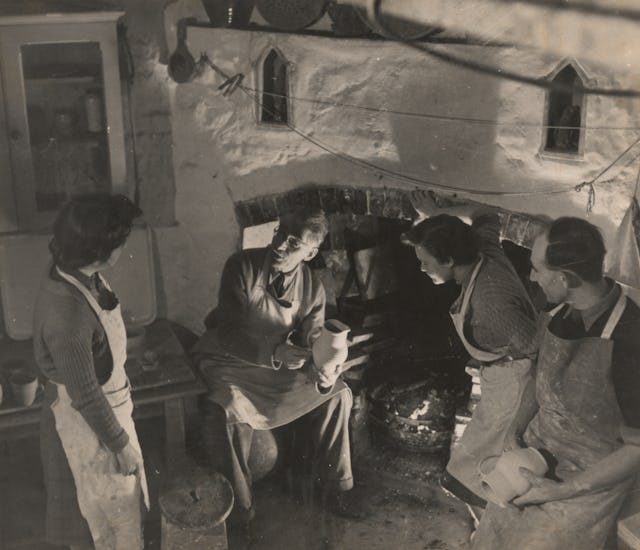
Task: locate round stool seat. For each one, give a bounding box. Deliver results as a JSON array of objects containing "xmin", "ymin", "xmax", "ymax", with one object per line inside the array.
[{"xmin": 160, "ymin": 472, "xmax": 234, "ymax": 530}]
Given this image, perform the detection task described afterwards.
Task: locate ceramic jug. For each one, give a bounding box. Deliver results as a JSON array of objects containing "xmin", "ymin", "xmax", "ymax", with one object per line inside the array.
[
  {"xmin": 312, "ymin": 319, "xmax": 350, "ymax": 374},
  {"xmin": 479, "ymin": 447, "xmax": 548, "ymax": 507}
]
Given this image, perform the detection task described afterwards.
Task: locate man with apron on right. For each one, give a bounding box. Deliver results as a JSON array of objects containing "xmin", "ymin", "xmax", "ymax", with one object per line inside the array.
[
  {"xmin": 405, "ymin": 191, "xmax": 538, "ymax": 522},
  {"xmin": 472, "ymin": 217, "xmax": 640, "ymax": 550}
]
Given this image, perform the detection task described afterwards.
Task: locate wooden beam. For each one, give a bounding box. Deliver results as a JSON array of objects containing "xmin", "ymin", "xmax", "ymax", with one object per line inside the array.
[{"xmin": 343, "ymin": 0, "xmax": 640, "ymax": 74}]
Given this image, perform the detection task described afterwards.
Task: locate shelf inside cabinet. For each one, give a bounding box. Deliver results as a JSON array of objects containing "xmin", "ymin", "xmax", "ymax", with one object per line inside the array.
[{"xmin": 25, "ymin": 75, "xmax": 100, "ymax": 85}]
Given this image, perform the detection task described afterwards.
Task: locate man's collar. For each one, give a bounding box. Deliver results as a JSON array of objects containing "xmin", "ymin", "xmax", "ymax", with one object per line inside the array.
[{"xmin": 567, "ymin": 278, "xmax": 619, "ymax": 332}]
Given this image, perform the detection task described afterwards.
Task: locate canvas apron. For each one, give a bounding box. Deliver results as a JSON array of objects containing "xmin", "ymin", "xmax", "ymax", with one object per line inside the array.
[
  {"xmin": 203, "ymin": 254, "xmax": 349, "ymax": 430},
  {"xmin": 447, "ymin": 255, "xmax": 533, "ymax": 500},
  {"xmin": 472, "ymin": 291, "xmax": 633, "ymax": 550},
  {"xmin": 51, "ymin": 268, "xmax": 150, "ymax": 550}
]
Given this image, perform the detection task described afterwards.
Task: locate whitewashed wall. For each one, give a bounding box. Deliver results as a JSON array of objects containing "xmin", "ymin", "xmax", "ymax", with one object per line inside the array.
[{"xmin": 161, "ymin": 28, "xmax": 640, "ymax": 330}]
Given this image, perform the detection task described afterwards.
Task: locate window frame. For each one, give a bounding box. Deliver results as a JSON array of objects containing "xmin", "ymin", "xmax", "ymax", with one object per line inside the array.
[
  {"xmin": 256, "ymin": 46, "xmax": 292, "ymax": 129},
  {"xmin": 539, "ymin": 59, "xmax": 592, "ymax": 161}
]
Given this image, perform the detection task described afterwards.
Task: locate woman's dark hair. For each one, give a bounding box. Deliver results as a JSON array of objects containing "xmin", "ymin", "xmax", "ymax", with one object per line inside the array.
[
  {"xmin": 49, "ymin": 193, "xmax": 142, "ymax": 269},
  {"xmin": 545, "ymin": 217, "xmax": 606, "ymax": 283},
  {"xmin": 402, "ymin": 214, "xmax": 479, "ymax": 265}
]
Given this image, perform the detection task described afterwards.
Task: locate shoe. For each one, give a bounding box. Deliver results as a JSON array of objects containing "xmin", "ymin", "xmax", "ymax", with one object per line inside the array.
[{"xmin": 439, "ymin": 470, "xmax": 487, "ymax": 509}]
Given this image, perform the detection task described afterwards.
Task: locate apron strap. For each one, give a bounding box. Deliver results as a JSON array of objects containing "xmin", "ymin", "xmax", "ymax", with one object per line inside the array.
[
  {"xmin": 601, "ymin": 290, "xmax": 627, "ymax": 340},
  {"xmin": 459, "ymin": 254, "xmax": 485, "ymax": 316},
  {"xmin": 548, "ymin": 303, "xmax": 565, "ymax": 317}
]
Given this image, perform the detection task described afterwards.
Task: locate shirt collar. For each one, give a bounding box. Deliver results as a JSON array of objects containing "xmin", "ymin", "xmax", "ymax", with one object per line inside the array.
[
  {"xmin": 53, "ymin": 265, "xmax": 95, "ymax": 291},
  {"xmin": 567, "ymin": 278, "xmax": 620, "ymax": 332}
]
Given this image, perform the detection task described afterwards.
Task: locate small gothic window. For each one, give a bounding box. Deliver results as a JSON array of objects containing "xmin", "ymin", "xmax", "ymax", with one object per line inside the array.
[
  {"xmin": 262, "ymin": 49, "xmax": 288, "ymax": 124},
  {"xmin": 545, "ymin": 64, "xmax": 584, "ymax": 154}
]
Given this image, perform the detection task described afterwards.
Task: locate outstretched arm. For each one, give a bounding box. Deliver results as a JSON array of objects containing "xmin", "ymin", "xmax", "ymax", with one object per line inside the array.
[{"xmin": 410, "ymin": 189, "xmax": 492, "ymax": 224}]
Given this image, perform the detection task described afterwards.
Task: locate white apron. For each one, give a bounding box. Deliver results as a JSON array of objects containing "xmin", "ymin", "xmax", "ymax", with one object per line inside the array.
[
  {"xmin": 51, "ymin": 267, "xmax": 150, "ymax": 550},
  {"xmin": 447, "ymin": 255, "xmax": 533, "ymax": 500},
  {"xmin": 473, "ymin": 291, "xmax": 632, "ymax": 550},
  {"xmin": 201, "ymin": 253, "xmax": 349, "ymax": 430}
]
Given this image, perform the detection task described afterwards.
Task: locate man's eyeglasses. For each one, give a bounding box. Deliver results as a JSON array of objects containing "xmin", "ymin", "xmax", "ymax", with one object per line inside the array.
[{"xmin": 273, "ymin": 227, "xmax": 315, "ymax": 251}]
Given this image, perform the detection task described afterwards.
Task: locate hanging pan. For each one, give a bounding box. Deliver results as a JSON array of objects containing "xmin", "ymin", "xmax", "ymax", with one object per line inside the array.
[{"xmin": 168, "ymin": 18, "xmax": 199, "ymax": 84}]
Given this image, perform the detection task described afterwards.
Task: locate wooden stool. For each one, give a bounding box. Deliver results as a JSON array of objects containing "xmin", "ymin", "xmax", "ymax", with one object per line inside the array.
[{"xmin": 159, "ymin": 471, "xmax": 234, "ymax": 550}]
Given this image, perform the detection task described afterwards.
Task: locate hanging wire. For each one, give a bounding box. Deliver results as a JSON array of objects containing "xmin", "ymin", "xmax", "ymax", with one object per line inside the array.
[
  {"xmin": 367, "ymin": 0, "xmax": 640, "ymax": 98},
  {"xmin": 246, "ymin": 89, "xmax": 640, "ymax": 132},
  {"xmin": 573, "ymin": 136, "xmax": 640, "ymax": 212},
  {"xmin": 197, "ymin": 53, "xmax": 640, "ymax": 206}
]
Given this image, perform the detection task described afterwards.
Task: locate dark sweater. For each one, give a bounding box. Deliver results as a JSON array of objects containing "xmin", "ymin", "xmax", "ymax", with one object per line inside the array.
[
  {"xmin": 451, "ymin": 213, "xmax": 539, "ymax": 358},
  {"xmin": 33, "ymin": 271, "xmax": 129, "ymax": 452}
]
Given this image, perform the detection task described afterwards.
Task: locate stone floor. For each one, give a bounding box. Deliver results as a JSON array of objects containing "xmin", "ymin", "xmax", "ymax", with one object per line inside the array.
[{"xmin": 0, "ymin": 417, "xmax": 473, "ymax": 550}]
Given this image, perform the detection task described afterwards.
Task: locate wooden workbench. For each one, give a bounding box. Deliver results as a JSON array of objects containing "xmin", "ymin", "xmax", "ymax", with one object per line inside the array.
[{"xmin": 0, "ymin": 319, "xmax": 206, "ymax": 467}]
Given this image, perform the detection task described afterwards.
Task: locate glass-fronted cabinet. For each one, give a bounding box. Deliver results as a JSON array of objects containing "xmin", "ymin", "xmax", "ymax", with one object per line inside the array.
[{"xmin": 0, "ymin": 9, "xmax": 126, "ymax": 232}]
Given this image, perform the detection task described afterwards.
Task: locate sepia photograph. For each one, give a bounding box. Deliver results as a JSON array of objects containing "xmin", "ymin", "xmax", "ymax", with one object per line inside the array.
[{"xmin": 0, "ymin": 1, "xmax": 640, "ymax": 549}]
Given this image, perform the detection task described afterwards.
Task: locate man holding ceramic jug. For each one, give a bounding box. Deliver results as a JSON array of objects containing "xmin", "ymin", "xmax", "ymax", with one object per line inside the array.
[
  {"xmin": 472, "ymin": 217, "xmax": 640, "ymax": 550},
  {"xmin": 193, "ymin": 206, "xmax": 358, "ymax": 528}
]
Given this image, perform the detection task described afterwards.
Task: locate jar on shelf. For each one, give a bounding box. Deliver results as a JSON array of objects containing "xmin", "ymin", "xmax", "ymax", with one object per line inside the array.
[{"xmin": 85, "ymin": 90, "xmax": 103, "ymax": 133}]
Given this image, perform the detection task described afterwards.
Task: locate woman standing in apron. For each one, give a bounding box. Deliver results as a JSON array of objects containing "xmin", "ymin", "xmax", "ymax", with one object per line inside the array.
[
  {"xmin": 33, "ymin": 193, "xmax": 149, "ymax": 550},
  {"xmin": 472, "ymin": 218, "xmax": 640, "ymax": 550},
  {"xmin": 405, "ymin": 191, "xmax": 538, "ymax": 513}
]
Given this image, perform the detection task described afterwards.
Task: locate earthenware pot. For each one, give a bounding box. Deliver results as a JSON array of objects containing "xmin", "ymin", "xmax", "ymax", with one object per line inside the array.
[
  {"xmin": 10, "ymin": 372, "xmax": 39, "ymax": 407},
  {"xmin": 479, "ymin": 447, "xmax": 548, "ymax": 507},
  {"xmin": 312, "ymin": 319, "xmax": 350, "ymax": 374}
]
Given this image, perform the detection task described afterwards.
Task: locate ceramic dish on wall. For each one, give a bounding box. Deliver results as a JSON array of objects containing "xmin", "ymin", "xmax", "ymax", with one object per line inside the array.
[
  {"xmin": 326, "ymin": 2, "xmax": 370, "ymax": 37},
  {"xmin": 256, "ymin": 0, "xmax": 327, "ymax": 31},
  {"xmin": 357, "ymin": 9, "xmax": 442, "ymax": 40}
]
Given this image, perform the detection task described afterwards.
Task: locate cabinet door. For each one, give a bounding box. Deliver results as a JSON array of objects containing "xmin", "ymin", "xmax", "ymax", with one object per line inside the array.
[{"xmin": 0, "ymin": 19, "xmax": 126, "ymax": 231}]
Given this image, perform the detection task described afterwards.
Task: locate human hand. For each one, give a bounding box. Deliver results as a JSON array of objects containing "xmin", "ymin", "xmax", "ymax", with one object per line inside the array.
[
  {"xmin": 274, "ymin": 342, "xmax": 312, "ymax": 370},
  {"xmin": 116, "ymin": 442, "xmax": 144, "ymax": 477},
  {"xmin": 502, "ymin": 433, "xmax": 523, "ymax": 453},
  {"xmin": 410, "ymin": 189, "xmax": 438, "ymax": 218},
  {"xmin": 313, "ymin": 364, "xmax": 341, "ymax": 389},
  {"xmin": 511, "ymin": 468, "xmax": 574, "ymax": 507}
]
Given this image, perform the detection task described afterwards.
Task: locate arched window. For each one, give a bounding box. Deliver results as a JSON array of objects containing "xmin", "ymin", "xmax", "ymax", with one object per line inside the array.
[
  {"xmin": 261, "ymin": 49, "xmax": 288, "ymax": 125},
  {"xmin": 544, "ymin": 64, "xmax": 584, "ymax": 154}
]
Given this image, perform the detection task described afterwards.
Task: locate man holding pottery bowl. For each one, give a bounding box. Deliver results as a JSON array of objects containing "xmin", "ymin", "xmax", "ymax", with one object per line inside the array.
[{"xmin": 472, "ymin": 217, "xmax": 640, "ymax": 550}]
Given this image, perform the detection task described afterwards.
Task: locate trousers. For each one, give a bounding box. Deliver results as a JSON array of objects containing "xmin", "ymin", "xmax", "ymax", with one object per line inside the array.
[{"xmin": 202, "ymin": 390, "xmax": 354, "ymax": 516}]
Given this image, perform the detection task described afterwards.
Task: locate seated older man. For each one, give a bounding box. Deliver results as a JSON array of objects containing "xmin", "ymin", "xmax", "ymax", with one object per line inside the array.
[{"xmin": 193, "ymin": 207, "xmax": 355, "ymax": 526}]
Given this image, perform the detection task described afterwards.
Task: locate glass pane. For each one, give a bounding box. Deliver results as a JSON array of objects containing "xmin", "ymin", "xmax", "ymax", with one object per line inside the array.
[{"xmin": 21, "ymin": 42, "xmax": 111, "ymax": 212}]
